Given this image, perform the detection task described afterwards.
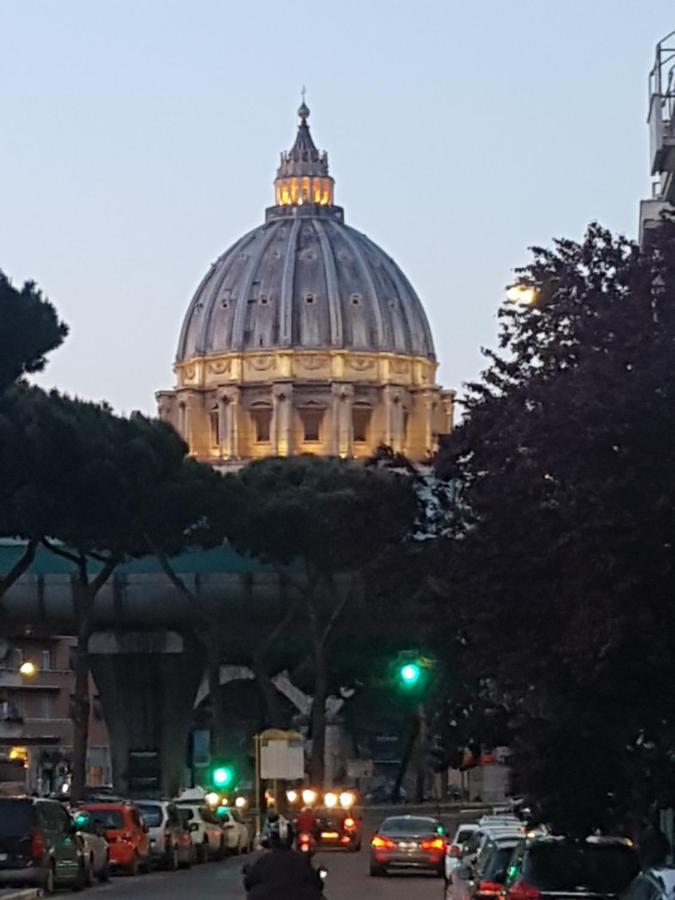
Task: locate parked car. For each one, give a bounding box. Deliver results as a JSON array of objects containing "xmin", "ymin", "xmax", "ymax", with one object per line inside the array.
[
  {"xmin": 80, "ymin": 801, "xmax": 151, "ymax": 876},
  {"xmin": 0, "ymin": 796, "xmax": 84, "ymax": 893},
  {"xmin": 503, "ymin": 836, "xmax": 639, "ymax": 900},
  {"xmin": 370, "ymin": 815, "xmax": 446, "ymax": 877},
  {"xmin": 136, "ymin": 800, "xmax": 193, "ymax": 870},
  {"xmin": 446, "ymin": 823, "xmax": 480, "ymax": 880},
  {"xmin": 72, "ymin": 808, "xmax": 110, "ymax": 884},
  {"xmin": 448, "ymin": 835, "xmax": 520, "ymax": 900},
  {"xmin": 216, "ymin": 806, "xmax": 251, "ymax": 854},
  {"xmin": 175, "ymin": 803, "xmax": 226, "ymax": 862}
]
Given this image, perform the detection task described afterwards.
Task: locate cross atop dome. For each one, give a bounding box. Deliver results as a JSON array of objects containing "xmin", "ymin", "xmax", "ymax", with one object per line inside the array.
[{"xmin": 274, "ymin": 96, "xmax": 335, "ymax": 208}]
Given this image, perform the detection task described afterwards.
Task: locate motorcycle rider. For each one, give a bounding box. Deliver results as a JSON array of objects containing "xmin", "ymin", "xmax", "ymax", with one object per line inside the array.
[
  {"xmin": 296, "ymin": 805, "xmax": 318, "ymax": 837},
  {"xmin": 244, "ymin": 816, "xmax": 325, "ymax": 900}
]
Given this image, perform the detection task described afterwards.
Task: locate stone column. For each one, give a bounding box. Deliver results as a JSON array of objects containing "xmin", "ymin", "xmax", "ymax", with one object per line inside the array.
[
  {"xmin": 272, "ymin": 383, "xmax": 293, "ymax": 457},
  {"xmin": 441, "ymin": 389, "xmax": 456, "ymax": 434},
  {"xmin": 88, "ymin": 630, "xmax": 204, "ymax": 798},
  {"xmin": 331, "ymin": 384, "xmax": 354, "ymax": 457},
  {"xmin": 219, "ymin": 387, "xmax": 241, "ymax": 459}
]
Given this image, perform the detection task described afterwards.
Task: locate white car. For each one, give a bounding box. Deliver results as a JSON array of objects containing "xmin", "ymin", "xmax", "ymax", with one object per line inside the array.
[
  {"xmin": 136, "ymin": 800, "xmax": 193, "ymax": 869},
  {"xmin": 217, "ymin": 807, "xmax": 251, "ymax": 854},
  {"xmin": 72, "ymin": 810, "xmax": 110, "ymax": 885},
  {"xmin": 175, "ymin": 803, "xmax": 226, "ymax": 862},
  {"xmin": 445, "ymin": 823, "xmax": 479, "ymax": 880}
]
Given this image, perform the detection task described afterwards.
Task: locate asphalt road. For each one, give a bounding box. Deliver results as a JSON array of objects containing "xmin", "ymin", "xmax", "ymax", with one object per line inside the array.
[
  {"xmin": 78, "ymin": 851, "xmax": 448, "ymax": 899},
  {"xmin": 74, "ymin": 807, "xmax": 468, "ymax": 899}
]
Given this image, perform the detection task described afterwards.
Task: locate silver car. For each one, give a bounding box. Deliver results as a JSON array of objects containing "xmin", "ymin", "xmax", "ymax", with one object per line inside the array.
[{"xmin": 71, "ymin": 810, "xmax": 110, "ymax": 885}]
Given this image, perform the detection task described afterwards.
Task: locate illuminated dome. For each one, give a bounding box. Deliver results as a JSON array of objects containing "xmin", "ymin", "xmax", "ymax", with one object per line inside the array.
[
  {"xmin": 158, "ymin": 100, "xmax": 453, "ymax": 466},
  {"xmin": 176, "ymin": 102, "xmax": 435, "ymax": 362}
]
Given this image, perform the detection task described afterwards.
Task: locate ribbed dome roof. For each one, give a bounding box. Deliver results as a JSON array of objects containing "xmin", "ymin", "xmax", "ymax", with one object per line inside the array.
[{"xmin": 176, "ymin": 103, "xmax": 436, "ymax": 363}]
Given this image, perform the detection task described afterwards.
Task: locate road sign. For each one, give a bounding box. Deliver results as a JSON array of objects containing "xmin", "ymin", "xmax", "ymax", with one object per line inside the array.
[{"xmin": 347, "ymin": 759, "xmax": 374, "ymax": 779}]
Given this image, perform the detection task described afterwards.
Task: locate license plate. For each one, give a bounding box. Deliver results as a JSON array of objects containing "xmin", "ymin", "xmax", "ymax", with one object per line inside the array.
[
  {"xmin": 0, "ymin": 853, "xmax": 7, "ymax": 862},
  {"xmin": 321, "ymin": 832, "xmax": 339, "ymax": 839},
  {"xmin": 399, "ymin": 841, "xmax": 418, "ymax": 850}
]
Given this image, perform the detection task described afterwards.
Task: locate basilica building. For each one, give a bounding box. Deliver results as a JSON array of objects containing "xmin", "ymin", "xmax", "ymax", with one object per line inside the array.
[{"xmin": 157, "ymin": 101, "xmax": 453, "ymax": 465}]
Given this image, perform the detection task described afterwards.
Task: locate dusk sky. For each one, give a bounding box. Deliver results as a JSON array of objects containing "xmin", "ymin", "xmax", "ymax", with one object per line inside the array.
[{"xmin": 1, "ymin": 1, "xmax": 673, "ymax": 415}]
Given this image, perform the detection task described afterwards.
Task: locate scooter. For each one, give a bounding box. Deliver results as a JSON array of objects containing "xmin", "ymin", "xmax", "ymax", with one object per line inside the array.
[{"xmin": 297, "ymin": 831, "xmax": 317, "ymax": 856}]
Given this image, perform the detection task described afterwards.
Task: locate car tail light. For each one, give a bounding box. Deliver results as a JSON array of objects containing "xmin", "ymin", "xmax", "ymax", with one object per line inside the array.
[
  {"xmin": 421, "ymin": 837, "xmax": 446, "ymax": 851},
  {"xmin": 450, "ymin": 843, "xmax": 462, "ymax": 857},
  {"xmin": 371, "ymin": 836, "xmax": 395, "ymax": 850},
  {"xmin": 478, "ymin": 881, "xmax": 505, "ymax": 896},
  {"xmin": 508, "ymin": 881, "xmax": 541, "ymax": 900},
  {"xmin": 31, "ymin": 827, "xmax": 45, "ymax": 860}
]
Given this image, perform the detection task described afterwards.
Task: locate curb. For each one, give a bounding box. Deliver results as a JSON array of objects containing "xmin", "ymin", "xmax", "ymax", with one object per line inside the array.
[{"xmin": 0, "ymin": 892, "xmax": 41, "ymax": 899}]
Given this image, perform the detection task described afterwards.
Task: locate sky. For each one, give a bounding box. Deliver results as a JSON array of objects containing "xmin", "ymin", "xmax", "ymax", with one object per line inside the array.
[{"xmin": 1, "ymin": 0, "xmax": 673, "ymax": 415}]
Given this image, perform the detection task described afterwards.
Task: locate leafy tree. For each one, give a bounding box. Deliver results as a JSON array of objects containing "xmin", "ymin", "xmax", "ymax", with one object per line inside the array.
[
  {"xmin": 225, "ymin": 455, "xmax": 418, "ymax": 784},
  {"xmin": 436, "ymin": 221, "xmax": 675, "ymax": 835},
  {"xmin": 0, "ymin": 271, "xmax": 67, "ymax": 392},
  {"xmin": 0, "ymin": 270, "xmax": 68, "ymax": 592}
]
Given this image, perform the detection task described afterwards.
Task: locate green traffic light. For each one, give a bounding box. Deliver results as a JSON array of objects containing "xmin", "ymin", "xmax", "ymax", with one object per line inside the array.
[
  {"xmin": 400, "ymin": 662, "xmax": 422, "ymax": 686},
  {"xmin": 213, "ymin": 765, "xmax": 234, "ymax": 787}
]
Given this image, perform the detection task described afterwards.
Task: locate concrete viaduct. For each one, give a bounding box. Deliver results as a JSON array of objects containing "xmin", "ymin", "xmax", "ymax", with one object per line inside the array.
[{"xmin": 0, "ymin": 542, "xmax": 299, "ymax": 797}]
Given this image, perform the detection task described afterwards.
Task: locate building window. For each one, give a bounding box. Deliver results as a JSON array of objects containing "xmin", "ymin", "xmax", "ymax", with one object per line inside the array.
[
  {"xmin": 305, "ymin": 292, "xmax": 316, "ymax": 304},
  {"xmin": 300, "ymin": 408, "xmax": 323, "ymax": 443},
  {"xmin": 353, "ymin": 406, "xmax": 371, "ymax": 443},
  {"xmin": 178, "ymin": 403, "xmax": 187, "ymax": 437},
  {"xmin": 350, "ymin": 293, "xmax": 362, "ymax": 305},
  {"xmin": 209, "ymin": 409, "xmax": 220, "ymax": 447},
  {"xmin": 251, "ymin": 406, "xmax": 272, "ymax": 443},
  {"xmin": 41, "ymin": 648, "xmax": 52, "ymax": 672}
]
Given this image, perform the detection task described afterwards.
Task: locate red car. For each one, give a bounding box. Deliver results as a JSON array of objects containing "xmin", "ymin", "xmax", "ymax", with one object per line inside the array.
[{"xmin": 80, "ymin": 803, "xmax": 151, "ymax": 876}]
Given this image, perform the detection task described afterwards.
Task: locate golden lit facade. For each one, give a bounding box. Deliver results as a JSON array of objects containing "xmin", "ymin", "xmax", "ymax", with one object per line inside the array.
[{"xmin": 157, "ymin": 101, "xmax": 454, "ymax": 466}]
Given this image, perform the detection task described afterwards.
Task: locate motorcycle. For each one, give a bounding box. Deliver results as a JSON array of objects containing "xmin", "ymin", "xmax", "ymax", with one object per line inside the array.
[
  {"xmin": 297, "ymin": 831, "xmax": 317, "ymax": 856},
  {"xmin": 242, "ymin": 861, "xmax": 328, "ymax": 898}
]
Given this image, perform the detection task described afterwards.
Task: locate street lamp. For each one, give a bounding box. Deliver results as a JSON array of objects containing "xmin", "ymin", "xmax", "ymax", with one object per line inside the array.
[
  {"xmin": 19, "ymin": 661, "xmax": 37, "ymax": 678},
  {"xmin": 506, "ymin": 284, "xmax": 537, "ymax": 306}
]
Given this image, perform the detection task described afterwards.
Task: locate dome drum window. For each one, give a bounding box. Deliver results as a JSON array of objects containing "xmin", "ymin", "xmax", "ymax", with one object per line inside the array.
[
  {"xmin": 250, "ymin": 405, "xmax": 273, "ymax": 443},
  {"xmin": 352, "ymin": 405, "xmax": 372, "ymax": 443},
  {"xmin": 350, "ymin": 293, "xmax": 362, "ymax": 305},
  {"xmin": 209, "ymin": 409, "xmax": 220, "ymax": 447},
  {"xmin": 299, "ymin": 407, "xmax": 324, "ymax": 443}
]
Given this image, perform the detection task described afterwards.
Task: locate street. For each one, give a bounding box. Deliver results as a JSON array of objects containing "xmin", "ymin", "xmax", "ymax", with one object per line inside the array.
[
  {"xmin": 76, "ymin": 808, "xmax": 460, "ymax": 899},
  {"xmin": 79, "ymin": 852, "xmax": 447, "ymax": 899}
]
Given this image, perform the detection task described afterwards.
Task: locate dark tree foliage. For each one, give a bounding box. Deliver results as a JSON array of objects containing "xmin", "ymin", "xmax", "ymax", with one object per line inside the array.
[
  {"xmin": 0, "ymin": 271, "xmax": 67, "ymax": 391},
  {"xmin": 436, "ymin": 221, "xmax": 675, "ymax": 835},
  {"xmin": 225, "ymin": 455, "xmax": 419, "ymax": 782}
]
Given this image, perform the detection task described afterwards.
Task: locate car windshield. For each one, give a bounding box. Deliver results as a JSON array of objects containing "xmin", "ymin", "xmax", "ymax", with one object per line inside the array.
[
  {"xmin": 0, "ymin": 800, "xmax": 34, "ymax": 837},
  {"xmin": 483, "ymin": 845, "xmax": 517, "ymax": 880},
  {"xmin": 524, "ymin": 843, "xmax": 639, "ymax": 894},
  {"xmin": 381, "ymin": 817, "xmax": 439, "ymax": 835},
  {"xmin": 137, "ymin": 804, "xmax": 163, "ymax": 827},
  {"xmin": 88, "ymin": 810, "xmax": 125, "ymax": 830}
]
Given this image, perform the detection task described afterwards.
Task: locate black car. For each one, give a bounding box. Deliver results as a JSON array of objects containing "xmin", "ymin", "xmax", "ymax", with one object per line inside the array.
[
  {"xmin": 0, "ymin": 796, "xmax": 84, "ymax": 893},
  {"xmin": 503, "ymin": 837, "xmax": 639, "ymax": 900}
]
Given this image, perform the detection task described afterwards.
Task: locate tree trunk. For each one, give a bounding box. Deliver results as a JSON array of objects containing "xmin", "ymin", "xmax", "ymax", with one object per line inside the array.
[
  {"xmin": 206, "ymin": 640, "xmax": 226, "ymax": 760},
  {"xmin": 70, "ymin": 620, "xmax": 91, "ymax": 802},
  {"xmin": 391, "ymin": 714, "xmax": 420, "ymax": 803},
  {"xmin": 414, "ymin": 703, "xmax": 427, "ymax": 803},
  {"xmin": 251, "ymin": 652, "xmax": 284, "ymax": 729},
  {"xmin": 309, "ymin": 641, "xmax": 328, "ymax": 787}
]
